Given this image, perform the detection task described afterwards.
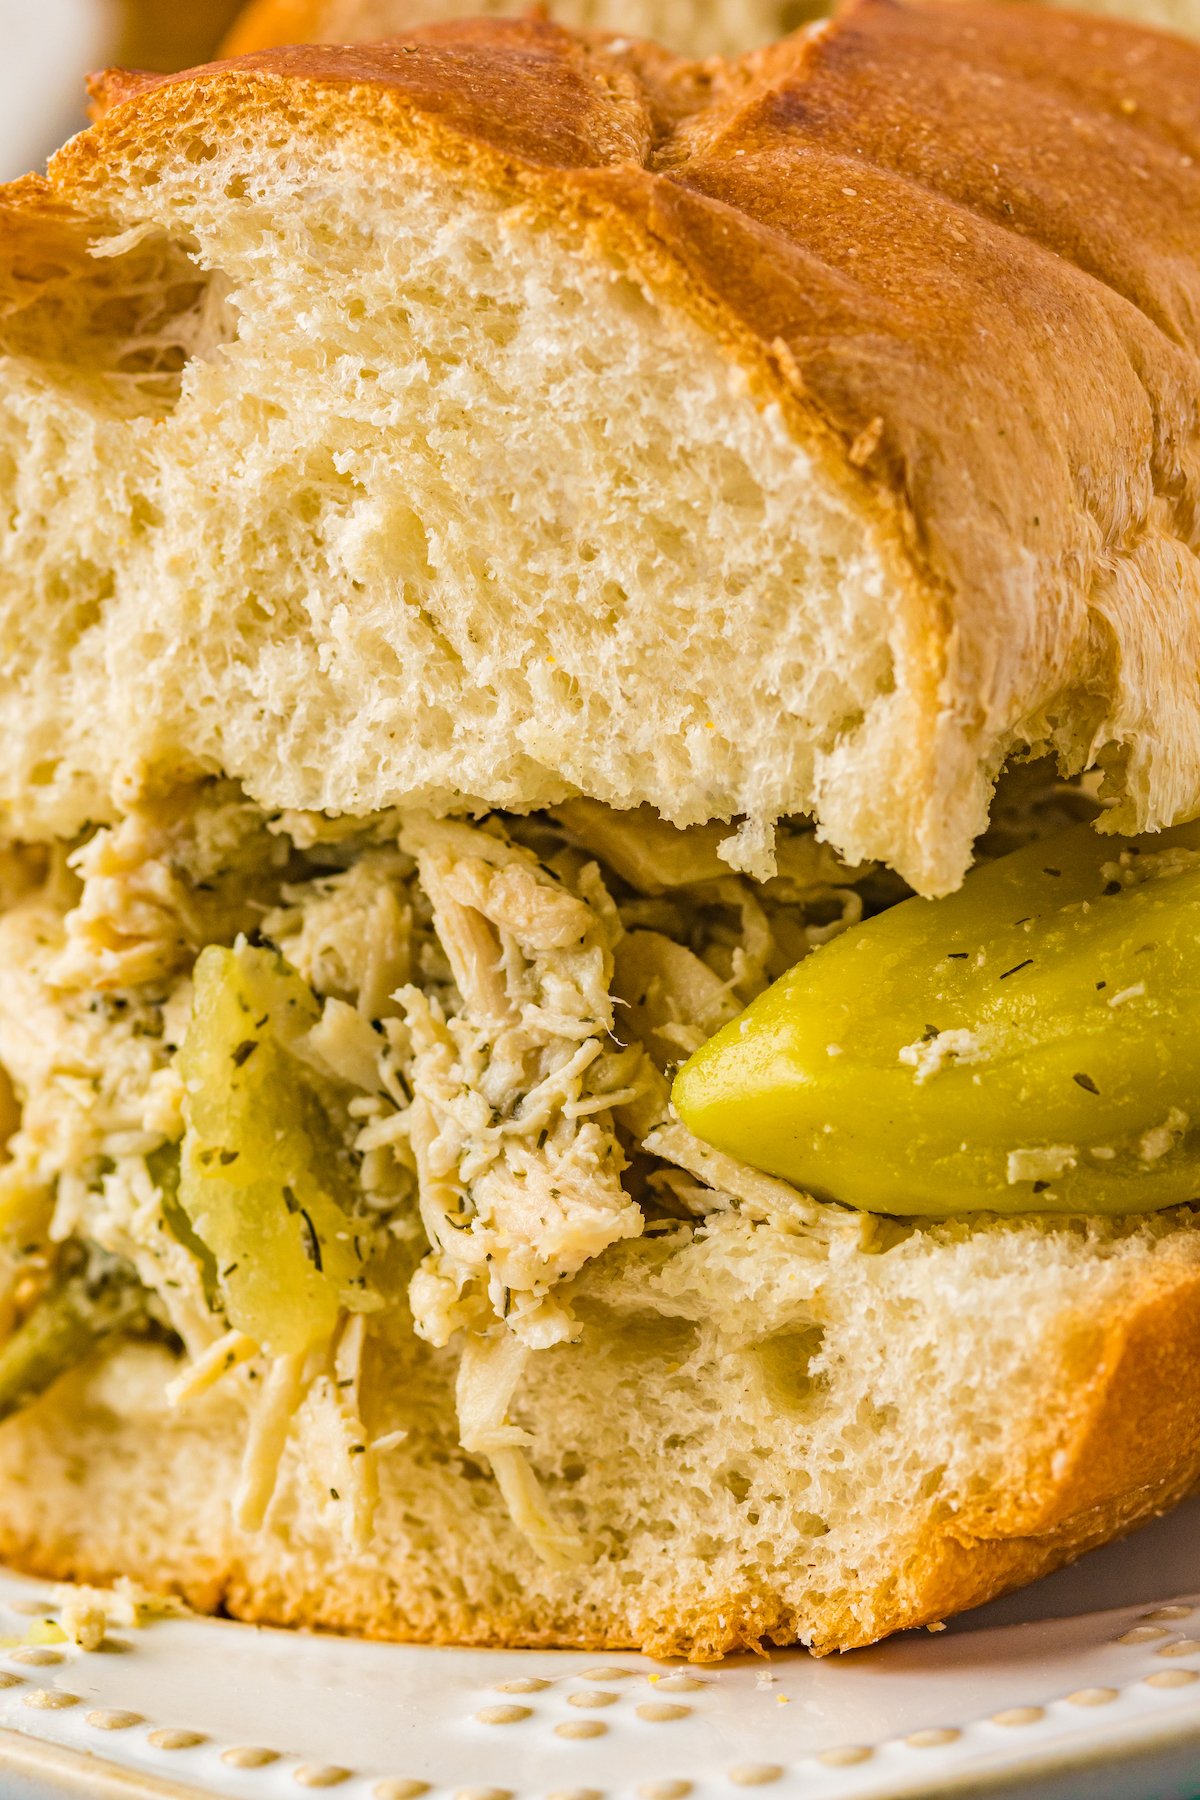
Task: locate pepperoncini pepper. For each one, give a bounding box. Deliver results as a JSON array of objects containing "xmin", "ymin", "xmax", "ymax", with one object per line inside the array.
[
  {"xmin": 177, "ymin": 941, "xmax": 373, "ymax": 1354},
  {"xmin": 673, "ymin": 819, "xmax": 1200, "ymax": 1215}
]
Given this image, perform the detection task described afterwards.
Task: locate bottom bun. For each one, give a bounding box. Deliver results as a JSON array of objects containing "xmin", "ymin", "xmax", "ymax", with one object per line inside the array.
[{"xmin": 1, "ymin": 1211, "xmax": 1200, "ymax": 1659}]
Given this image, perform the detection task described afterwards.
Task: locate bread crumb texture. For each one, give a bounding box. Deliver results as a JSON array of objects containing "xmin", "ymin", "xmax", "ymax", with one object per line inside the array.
[{"xmin": 4, "ymin": 2, "xmax": 1200, "ymax": 890}]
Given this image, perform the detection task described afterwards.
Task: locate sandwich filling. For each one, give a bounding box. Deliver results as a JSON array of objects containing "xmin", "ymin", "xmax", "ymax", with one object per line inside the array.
[{"xmin": 0, "ymin": 770, "xmax": 1142, "ymax": 1557}]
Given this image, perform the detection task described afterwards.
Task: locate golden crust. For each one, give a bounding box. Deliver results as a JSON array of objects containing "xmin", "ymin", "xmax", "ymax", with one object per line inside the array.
[
  {"xmin": 1, "ymin": 1243, "xmax": 1199, "ymax": 1658},
  {"xmin": 41, "ymin": 0, "xmax": 1200, "ymax": 888},
  {"xmin": 825, "ymin": 1253, "xmax": 1200, "ymax": 1652}
]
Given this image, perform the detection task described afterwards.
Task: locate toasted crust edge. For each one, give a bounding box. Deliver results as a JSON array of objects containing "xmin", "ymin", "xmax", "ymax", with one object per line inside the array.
[{"xmin": 818, "ymin": 1257, "xmax": 1200, "ymax": 1653}]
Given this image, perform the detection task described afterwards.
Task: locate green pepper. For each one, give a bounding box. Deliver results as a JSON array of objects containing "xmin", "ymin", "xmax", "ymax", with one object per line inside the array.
[
  {"xmin": 148, "ymin": 1144, "xmax": 221, "ymax": 1311},
  {"xmin": 177, "ymin": 942, "xmax": 372, "ymax": 1355},
  {"xmin": 673, "ymin": 819, "xmax": 1200, "ymax": 1216},
  {"xmin": 0, "ymin": 1259, "xmax": 146, "ymax": 1425}
]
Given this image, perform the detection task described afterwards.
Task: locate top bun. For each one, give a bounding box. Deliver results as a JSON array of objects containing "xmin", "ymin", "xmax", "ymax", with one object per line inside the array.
[{"xmin": 3, "ymin": 0, "xmax": 1200, "ymax": 892}]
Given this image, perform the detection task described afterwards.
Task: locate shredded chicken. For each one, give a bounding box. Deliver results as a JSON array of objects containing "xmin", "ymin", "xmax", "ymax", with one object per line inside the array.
[
  {"xmin": 392, "ymin": 816, "xmax": 647, "ymax": 1350},
  {"xmin": 50, "ymin": 783, "xmax": 291, "ymax": 992},
  {"xmin": 550, "ymin": 799, "xmax": 868, "ymax": 897},
  {"xmin": 234, "ymin": 1349, "xmax": 308, "ymax": 1533},
  {"xmin": 455, "ymin": 1330, "xmax": 585, "ymax": 1568},
  {"xmin": 644, "ymin": 1120, "xmax": 823, "ymax": 1230},
  {"xmin": 0, "ymin": 895, "xmax": 214, "ymax": 1352},
  {"xmin": 265, "ymin": 850, "xmax": 417, "ymax": 1022},
  {"xmin": 165, "ymin": 1329, "xmax": 260, "ymax": 1406}
]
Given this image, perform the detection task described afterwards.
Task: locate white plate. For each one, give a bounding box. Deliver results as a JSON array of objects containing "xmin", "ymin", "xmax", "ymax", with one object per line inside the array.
[{"xmin": 1, "ymin": 1499, "xmax": 1200, "ymax": 1800}]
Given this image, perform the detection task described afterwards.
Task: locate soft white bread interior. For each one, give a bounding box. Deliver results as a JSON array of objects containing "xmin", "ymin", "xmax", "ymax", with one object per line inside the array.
[
  {"xmin": 3, "ymin": 1207, "xmax": 1200, "ymax": 1657},
  {"xmin": 5, "ymin": 2, "xmax": 1200, "ymax": 892}
]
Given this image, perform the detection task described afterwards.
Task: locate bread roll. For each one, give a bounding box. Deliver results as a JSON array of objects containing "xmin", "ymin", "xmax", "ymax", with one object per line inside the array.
[{"xmin": 5, "ymin": 0, "xmax": 1200, "ymax": 893}]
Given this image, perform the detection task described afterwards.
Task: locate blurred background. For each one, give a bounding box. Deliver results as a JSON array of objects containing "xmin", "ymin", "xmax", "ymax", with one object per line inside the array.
[{"xmin": 0, "ymin": 0, "xmax": 246, "ymax": 178}]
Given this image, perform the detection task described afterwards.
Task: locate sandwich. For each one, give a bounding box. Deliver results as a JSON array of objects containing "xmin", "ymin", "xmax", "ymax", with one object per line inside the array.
[{"xmin": 1, "ymin": 0, "xmax": 1199, "ymax": 1661}]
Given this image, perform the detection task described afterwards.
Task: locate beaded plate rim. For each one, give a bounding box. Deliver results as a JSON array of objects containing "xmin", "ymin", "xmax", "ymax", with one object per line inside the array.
[
  {"xmin": 14, "ymin": 1714, "xmax": 1200, "ymax": 1800},
  {"xmin": 0, "ymin": 1725, "xmax": 212, "ymax": 1800},
  {"xmin": 1, "ymin": 1556, "xmax": 1200, "ymax": 1800}
]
